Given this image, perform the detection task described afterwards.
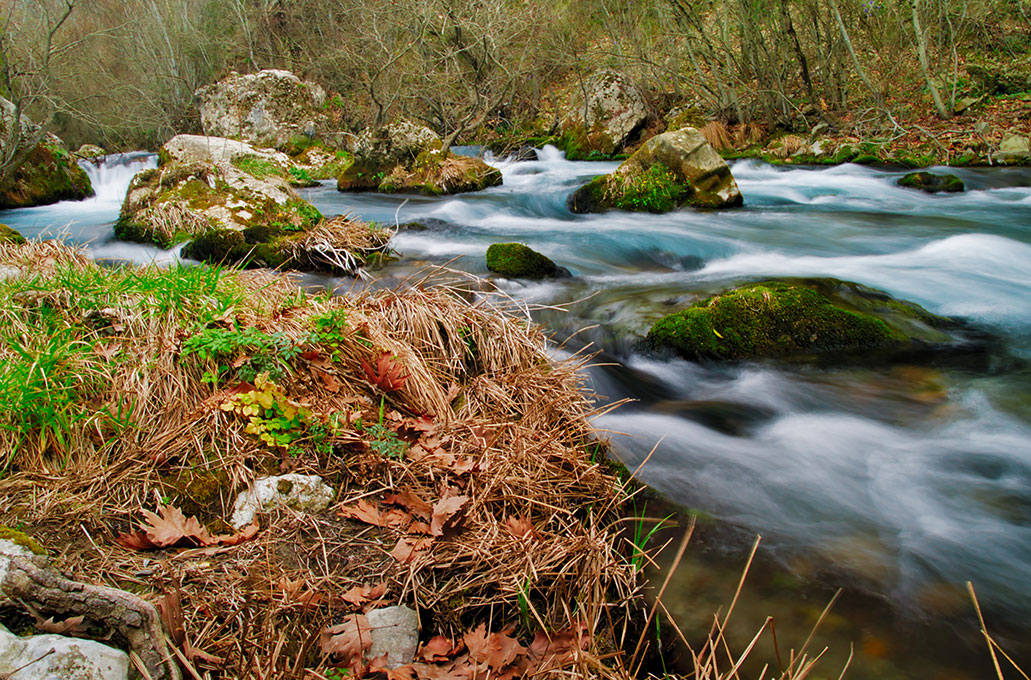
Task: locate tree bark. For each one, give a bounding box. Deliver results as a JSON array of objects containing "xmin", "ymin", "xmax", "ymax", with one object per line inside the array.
[
  {"xmin": 911, "ymin": 0, "xmax": 951, "ymax": 118},
  {"xmin": 1, "ymin": 555, "xmax": 182, "ymax": 680}
]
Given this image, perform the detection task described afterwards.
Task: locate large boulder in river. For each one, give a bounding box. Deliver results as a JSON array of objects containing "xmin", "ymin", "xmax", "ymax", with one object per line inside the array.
[
  {"xmin": 195, "ymin": 70, "xmax": 333, "ymax": 150},
  {"xmin": 646, "ymin": 278, "xmax": 961, "ymax": 361},
  {"xmin": 568, "ymin": 127, "xmax": 742, "ymax": 213},
  {"xmin": 560, "ymin": 70, "xmax": 649, "ymax": 158},
  {"xmin": 0, "ymin": 97, "xmax": 93, "ymax": 209},
  {"xmin": 337, "ymin": 122, "xmax": 501, "ymax": 195},
  {"xmin": 485, "ymin": 242, "xmax": 569, "ymax": 279}
]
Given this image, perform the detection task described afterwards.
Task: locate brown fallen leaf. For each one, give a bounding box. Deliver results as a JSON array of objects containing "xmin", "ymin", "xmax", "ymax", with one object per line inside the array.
[
  {"xmin": 34, "ymin": 615, "xmax": 88, "ymax": 636},
  {"xmin": 116, "ymin": 506, "xmax": 258, "ymax": 551},
  {"xmin": 311, "ymin": 366, "xmax": 343, "ymax": 393},
  {"xmin": 340, "ymin": 582, "xmax": 388, "ymax": 608},
  {"xmin": 504, "ymin": 515, "xmax": 538, "ymax": 541},
  {"xmin": 526, "ymin": 620, "xmax": 589, "ymax": 671},
  {"xmin": 390, "ymin": 537, "xmax": 434, "ymax": 564},
  {"xmin": 430, "ymin": 491, "xmax": 470, "ymax": 536},
  {"xmin": 321, "ymin": 615, "xmax": 373, "ymax": 667},
  {"xmin": 338, "ymin": 499, "xmax": 386, "ymax": 527},
  {"xmin": 384, "ymin": 489, "xmax": 433, "ymax": 521},
  {"xmin": 417, "ymin": 636, "xmax": 460, "ymax": 663},
  {"xmin": 362, "ymin": 351, "xmax": 409, "ymax": 392}
]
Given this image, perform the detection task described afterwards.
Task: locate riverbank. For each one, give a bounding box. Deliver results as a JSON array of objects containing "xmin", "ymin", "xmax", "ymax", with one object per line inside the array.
[{"xmin": 0, "ymin": 239, "xmax": 647, "ymax": 677}]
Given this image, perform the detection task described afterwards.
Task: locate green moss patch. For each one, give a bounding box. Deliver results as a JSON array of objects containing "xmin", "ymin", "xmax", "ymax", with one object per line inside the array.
[
  {"xmin": 569, "ymin": 163, "xmax": 690, "ymax": 214},
  {"xmin": 485, "ymin": 243, "xmax": 565, "ymax": 279},
  {"xmin": 646, "ymin": 280, "xmax": 911, "ymax": 360},
  {"xmin": 898, "ymin": 171, "xmax": 965, "ymax": 193},
  {"xmin": 0, "ymin": 525, "xmax": 46, "ymax": 554},
  {"xmin": 0, "ymin": 144, "xmax": 94, "ymax": 209},
  {"xmin": 0, "ymin": 224, "xmax": 26, "ymax": 245}
]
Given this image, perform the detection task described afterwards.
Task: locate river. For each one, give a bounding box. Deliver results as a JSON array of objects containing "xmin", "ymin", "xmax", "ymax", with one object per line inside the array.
[{"xmin": 3, "ymin": 148, "xmax": 1029, "ymax": 678}]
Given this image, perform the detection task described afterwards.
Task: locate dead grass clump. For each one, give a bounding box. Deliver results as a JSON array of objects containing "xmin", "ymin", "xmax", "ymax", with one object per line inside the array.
[
  {"xmin": 700, "ymin": 121, "xmax": 734, "ymax": 152},
  {"xmin": 0, "ymin": 242, "xmax": 641, "ymax": 679},
  {"xmin": 288, "ymin": 215, "xmax": 392, "ymax": 275}
]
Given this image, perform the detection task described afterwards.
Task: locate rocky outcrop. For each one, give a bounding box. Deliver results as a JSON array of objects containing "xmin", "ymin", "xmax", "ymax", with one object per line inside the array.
[
  {"xmin": 337, "ymin": 122, "xmax": 501, "ymax": 195},
  {"xmin": 968, "ymin": 56, "xmax": 1031, "ymax": 96},
  {"xmin": 646, "ymin": 278, "xmax": 961, "ymax": 361},
  {"xmin": 568, "ymin": 127, "xmax": 742, "ymax": 214},
  {"xmin": 995, "ymin": 133, "xmax": 1030, "ymax": 164},
  {"xmin": 0, "ymin": 622, "xmax": 129, "ymax": 680},
  {"xmin": 897, "ymin": 171, "xmax": 965, "ymax": 193},
  {"xmin": 485, "ymin": 242, "xmax": 569, "ymax": 279},
  {"xmin": 195, "ymin": 70, "xmax": 333, "ymax": 150},
  {"xmin": 560, "ymin": 70, "xmax": 649, "ymax": 157},
  {"xmin": 0, "ymin": 98, "xmax": 93, "ymax": 209},
  {"xmin": 117, "ymin": 135, "xmax": 319, "ymax": 249}
]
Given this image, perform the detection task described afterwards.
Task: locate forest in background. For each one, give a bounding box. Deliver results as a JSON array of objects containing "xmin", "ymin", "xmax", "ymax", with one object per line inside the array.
[{"xmin": 2, "ymin": 0, "xmax": 1029, "ymax": 151}]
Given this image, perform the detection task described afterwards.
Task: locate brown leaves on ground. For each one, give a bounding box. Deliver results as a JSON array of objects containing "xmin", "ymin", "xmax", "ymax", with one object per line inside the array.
[
  {"xmin": 322, "ymin": 622, "xmax": 589, "ymax": 679},
  {"xmin": 362, "ymin": 351, "xmax": 409, "ymax": 392},
  {"xmin": 338, "ymin": 487, "xmax": 469, "ymax": 564},
  {"xmin": 115, "ymin": 505, "xmax": 258, "ymax": 551},
  {"xmin": 504, "ymin": 515, "xmax": 538, "ymax": 541},
  {"xmin": 321, "ymin": 614, "xmax": 374, "ymax": 672}
]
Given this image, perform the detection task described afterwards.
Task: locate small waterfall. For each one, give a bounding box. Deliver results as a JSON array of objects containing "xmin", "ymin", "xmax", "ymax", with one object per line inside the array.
[{"xmin": 78, "ymin": 152, "xmax": 157, "ymax": 205}]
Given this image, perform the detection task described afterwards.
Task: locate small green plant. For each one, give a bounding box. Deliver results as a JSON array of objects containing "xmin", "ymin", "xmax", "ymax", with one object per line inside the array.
[
  {"xmin": 311, "ymin": 309, "xmax": 349, "ymax": 359},
  {"xmin": 221, "ymin": 373, "xmax": 333, "ymax": 456},
  {"xmin": 181, "ymin": 325, "xmax": 300, "ymax": 383},
  {"xmin": 608, "ymin": 163, "xmax": 690, "ymax": 213},
  {"xmin": 629, "ymin": 504, "xmax": 674, "ymax": 572},
  {"xmin": 231, "ymin": 154, "xmax": 286, "ymax": 180},
  {"xmin": 288, "ymin": 166, "xmax": 314, "ymax": 184}
]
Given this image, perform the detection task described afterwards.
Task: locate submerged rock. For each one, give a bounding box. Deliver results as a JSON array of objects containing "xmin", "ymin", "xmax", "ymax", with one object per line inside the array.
[
  {"xmin": 646, "ymin": 278, "xmax": 958, "ymax": 361},
  {"xmin": 231, "ymin": 474, "xmax": 335, "ymax": 529},
  {"xmin": 337, "ymin": 122, "xmax": 501, "ymax": 195},
  {"xmin": 897, "ymin": 171, "xmax": 965, "ymax": 193},
  {"xmin": 568, "ymin": 127, "xmax": 742, "ymax": 213},
  {"xmin": 195, "ymin": 69, "xmax": 333, "ymax": 150},
  {"xmin": 560, "ymin": 69, "xmax": 649, "ymax": 157},
  {"xmin": 485, "ymin": 242, "xmax": 569, "ymax": 279}
]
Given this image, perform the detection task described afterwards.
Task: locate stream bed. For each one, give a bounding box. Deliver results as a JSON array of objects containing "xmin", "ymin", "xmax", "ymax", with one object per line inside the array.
[{"xmin": 4, "ymin": 148, "xmax": 1029, "ymax": 678}]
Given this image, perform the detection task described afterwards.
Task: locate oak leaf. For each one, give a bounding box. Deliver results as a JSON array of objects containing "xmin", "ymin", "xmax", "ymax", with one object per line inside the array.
[
  {"xmin": 361, "ymin": 351, "xmax": 409, "ymax": 392},
  {"xmin": 384, "ymin": 489, "xmax": 433, "ymax": 521},
  {"xmin": 390, "ymin": 537, "xmax": 434, "ymax": 564},
  {"xmin": 321, "ymin": 615, "xmax": 373, "ymax": 666},
  {"xmin": 417, "ymin": 636, "xmax": 459, "ymax": 663},
  {"xmin": 430, "ymin": 491, "xmax": 470, "ymax": 536},
  {"xmin": 338, "ymin": 499, "xmax": 387, "ymax": 527},
  {"xmin": 340, "ymin": 582, "xmax": 388, "ymax": 608}
]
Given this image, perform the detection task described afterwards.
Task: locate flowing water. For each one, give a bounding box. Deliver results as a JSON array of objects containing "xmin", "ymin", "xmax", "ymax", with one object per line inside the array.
[{"xmin": 3, "ymin": 148, "xmax": 1029, "ymax": 677}]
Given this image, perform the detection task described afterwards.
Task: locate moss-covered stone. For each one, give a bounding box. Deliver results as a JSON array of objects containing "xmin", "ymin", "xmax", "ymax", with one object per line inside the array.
[
  {"xmin": 0, "ymin": 143, "xmax": 94, "ymax": 209},
  {"xmin": 485, "ymin": 243, "xmax": 566, "ymax": 279},
  {"xmin": 644, "ymin": 279, "xmax": 956, "ymax": 361},
  {"xmin": 569, "ymin": 128, "xmax": 741, "ymax": 213},
  {"xmin": 0, "ymin": 223, "xmax": 26, "ymax": 245},
  {"xmin": 0, "ymin": 525, "xmax": 46, "ymax": 555},
  {"xmin": 898, "ymin": 171, "xmax": 965, "ymax": 193}
]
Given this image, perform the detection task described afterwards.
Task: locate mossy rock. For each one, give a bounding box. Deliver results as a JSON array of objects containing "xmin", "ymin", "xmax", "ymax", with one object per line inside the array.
[
  {"xmin": 645, "ymin": 279, "xmax": 957, "ymax": 361},
  {"xmin": 569, "ymin": 128, "xmax": 742, "ymax": 214},
  {"xmin": 183, "ymin": 228, "xmax": 289, "ymax": 269},
  {"xmin": 0, "ymin": 525, "xmax": 46, "ymax": 555},
  {"xmin": 898, "ymin": 171, "xmax": 964, "ymax": 193},
  {"xmin": 0, "ymin": 223, "xmax": 26, "ymax": 245},
  {"xmin": 485, "ymin": 243, "xmax": 568, "ymax": 279},
  {"xmin": 0, "ymin": 143, "xmax": 93, "ymax": 209}
]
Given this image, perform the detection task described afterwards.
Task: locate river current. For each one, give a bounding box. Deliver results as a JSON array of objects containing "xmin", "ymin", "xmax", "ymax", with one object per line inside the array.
[{"xmin": 4, "ymin": 148, "xmax": 1029, "ymax": 678}]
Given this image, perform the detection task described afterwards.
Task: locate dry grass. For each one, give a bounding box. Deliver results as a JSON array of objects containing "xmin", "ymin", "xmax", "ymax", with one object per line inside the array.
[
  {"xmin": 0, "ymin": 241, "xmax": 642, "ymax": 679},
  {"xmin": 700, "ymin": 121, "xmax": 734, "ymax": 152},
  {"xmin": 288, "ymin": 215, "xmax": 393, "ymax": 275}
]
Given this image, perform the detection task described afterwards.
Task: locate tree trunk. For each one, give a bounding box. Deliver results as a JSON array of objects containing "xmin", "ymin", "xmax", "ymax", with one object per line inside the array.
[{"xmin": 911, "ymin": 0, "xmax": 951, "ymax": 118}]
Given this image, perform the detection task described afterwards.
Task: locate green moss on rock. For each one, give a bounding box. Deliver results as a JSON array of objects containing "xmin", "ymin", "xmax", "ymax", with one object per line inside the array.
[
  {"xmin": 0, "ymin": 143, "xmax": 94, "ymax": 209},
  {"xmin": 486, "ymin": 242, "xmax": 565, "ymax": 279},
  {"xmin": 0, "ymin": 525, "xmax": 46, "ymax": 555},
  {"xmin": 646, "ymin": 280, "xmax": 913, "ymax": 360},
  {"xmin": 0, "ymin": 223, "xmax": 26, "ymax": 244},
  {"xmin": 897, "ymin": 171, "xmax": 965, "ymax": 193}
]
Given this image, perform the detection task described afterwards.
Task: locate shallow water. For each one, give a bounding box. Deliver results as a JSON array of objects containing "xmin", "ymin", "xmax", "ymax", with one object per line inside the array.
[{"xmin": 3, "ymin": 147, "xmax": 1029, "ymax": 674}]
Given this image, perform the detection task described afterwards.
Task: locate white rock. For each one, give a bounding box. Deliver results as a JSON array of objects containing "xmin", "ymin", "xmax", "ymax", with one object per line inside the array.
[
  {"xmin": 0, "ymin": 623, "xmax": 129, "ymax": 680},
  {"xmin": 231, "ymin": 474, "xmax": 335, "ymax": 529},
  {"xmin": 996, "ymin": 133, "xmax": 1030, "ymax": 163},
  {"xmin": 366, "ymin": 605, "xmax": 419, "ymax": 669}
]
